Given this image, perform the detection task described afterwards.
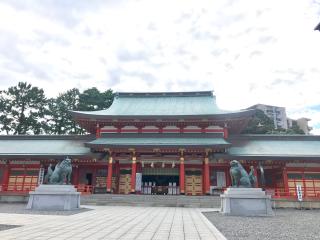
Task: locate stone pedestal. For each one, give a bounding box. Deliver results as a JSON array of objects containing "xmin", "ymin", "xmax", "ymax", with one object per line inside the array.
[
  {"xmin": 220, "ymin": 188, "xmax": 274, "ymax": 216},
  {"xmin": 27, "ymin": 185, "xmax": 80, "ymax": 211}
]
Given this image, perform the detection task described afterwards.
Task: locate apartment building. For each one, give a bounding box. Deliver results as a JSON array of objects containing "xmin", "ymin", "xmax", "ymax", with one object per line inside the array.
[{"xmin": 248, "ymin": 104, "xmax": 288, "ymax": 129}]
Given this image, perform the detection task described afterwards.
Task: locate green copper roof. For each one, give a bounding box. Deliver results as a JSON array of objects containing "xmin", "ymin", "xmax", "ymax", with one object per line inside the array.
[
  {"xmin": 86, "ymin": 136, "xmax": 230, "ymax": 148},
  {"xmin": 0, "ymin": 135, "xmax": 93, "ymax": 157},
  {"xmin": 224, "ymin": 135, "xmax": 320, "ymax": 159},
  {"xmin": 71, "ymin": 91, "xmax": 253, "ymax": 118}
]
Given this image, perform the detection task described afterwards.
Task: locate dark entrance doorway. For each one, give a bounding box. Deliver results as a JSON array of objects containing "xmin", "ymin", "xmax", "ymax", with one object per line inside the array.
[
  {"xmin": 141, "ymin": 167, "xmax": 180, "ymax": 195},
  {"xmin": 86, "ymin": 173, "xmax": 93, "ymax": 186},
  {"xmin": 142, "ymin": 175, "xmax": 179, "ymax": 186},
  {"xmin": 142, "ymin": 175, "xmax": 179, "ymax": 195}
]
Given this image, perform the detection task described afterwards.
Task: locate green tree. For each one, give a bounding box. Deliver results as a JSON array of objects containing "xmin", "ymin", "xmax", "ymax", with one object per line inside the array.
[
  {"xmin": 0, "ymin": 82, "xmax": 48, "ymax": 134},
  {"xmin": 0, "ymin": 91, "xmax": 12, "ymax": 134},
  {"xmin": 0, "ymin": 83, "xmax": 115, "ymax": 135},
  {"xmin": 284, "ymin": 122, "xmax": 305, "ymax": 134},
  {"xmin": 242, "ymin": 109, "xmax": 305, "ymax": 134},
  {"xmin": 78, "ymin": 87, "xmax": 114, "ymax": 111},
  {"xmin": 242, "ymin": 109, "xmax": 275, "ymax": 134},
  {"xmin": 47, "ymin": 88, "xmax": 85, "ymax": 134}
]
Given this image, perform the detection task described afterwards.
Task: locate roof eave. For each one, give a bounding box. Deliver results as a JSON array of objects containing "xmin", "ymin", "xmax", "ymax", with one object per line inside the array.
[
  {"xmin": 215, "ymin": 153, "xmax": 320, "ymax": 161},
  {"xmin": 70, "ymin": 109, "xmax": 255, "ymax": 120},
  {"xmin": 85, "ymin": 142, "xmax": 231, "ymax": 149}
]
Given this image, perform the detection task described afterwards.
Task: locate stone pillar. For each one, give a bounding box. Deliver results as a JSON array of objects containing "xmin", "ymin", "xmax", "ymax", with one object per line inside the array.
[
  {"xmin": 204, "ymin": 156, "xmax": 210, "ymax": 195},
  {"xmin": 106, "ymin": 156, "xmax": 113, "ymax": 193},
  {"xmin": 131, "ymin": 153, "xmax": 137, "ymax": 194},
  {"xmin": 179, "ymin": 151, "xmax": 185, "ymax": 195}
]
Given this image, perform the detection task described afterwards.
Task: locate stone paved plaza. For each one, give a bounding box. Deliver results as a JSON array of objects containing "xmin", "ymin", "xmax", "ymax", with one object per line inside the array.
[{"xmin": 0, "ymin": 206, "xmax": 226, "ymax": 240}]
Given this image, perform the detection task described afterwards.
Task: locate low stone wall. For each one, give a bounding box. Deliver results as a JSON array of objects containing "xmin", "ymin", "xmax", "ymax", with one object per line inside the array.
[
  {"xmin": 1, "ymin": 193, "xmax": 320, "ymax": 209},
  {"xmin": 272, "ymin": 199, "xmax": 320, "ymax": 209},
  {"xmin": 0, "ymin": 194, "xmax": 28, "ymax": 203}
]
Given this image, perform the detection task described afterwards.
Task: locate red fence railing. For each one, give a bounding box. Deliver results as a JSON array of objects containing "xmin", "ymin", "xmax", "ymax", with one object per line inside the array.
[
  {"xmin": 0, "ymin": 184, "xmax": 94, "ymax": 195},
  {"xmin": 259, "ymin": 179, "xmax": 320, "ymax": 200},
  {"xmin": 265, "ymin": 186, "xmax": 320, "ymax": 200}
]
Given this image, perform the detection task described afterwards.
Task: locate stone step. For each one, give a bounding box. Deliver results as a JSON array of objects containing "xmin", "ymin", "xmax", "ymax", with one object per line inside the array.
[{"xmin": 81, "ymin": 194, "xmax": 221, "ymax": 208}]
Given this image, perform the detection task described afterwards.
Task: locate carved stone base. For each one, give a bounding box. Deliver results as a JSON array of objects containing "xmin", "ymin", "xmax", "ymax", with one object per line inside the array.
[
  {"xmin": 27, "ymin": 185, "xmax": 80, "ymax": 211},
  {"xmin": 220, "ymin": 188, "xmax": 274, "ymax": 216}
]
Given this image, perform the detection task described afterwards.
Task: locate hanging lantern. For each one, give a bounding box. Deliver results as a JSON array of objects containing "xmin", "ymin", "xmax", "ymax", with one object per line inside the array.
[
  {"xmin": 162, "ymin": 162, "xmax": 165, "ymax": 168},
  {"xmin": 172, "ymin": 161, "xmax": 175, "ymax": 168},
  {"xmin": 151, "ymin": 162, "xmax": 154, "ymax": 168}
]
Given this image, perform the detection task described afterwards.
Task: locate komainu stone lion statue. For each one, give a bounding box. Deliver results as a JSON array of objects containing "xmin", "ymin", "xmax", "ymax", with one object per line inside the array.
[
  {"xmin": 230, "ymin": 160, "xmax": 256, "ymax": 188},
  {"xmin": 46, "ymin": 157, "xmax": 72, "ymax": 185}
]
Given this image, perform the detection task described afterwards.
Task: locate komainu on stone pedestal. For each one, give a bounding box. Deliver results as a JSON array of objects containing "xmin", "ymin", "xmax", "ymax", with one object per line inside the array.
[
  {"xmin": 27, "ymin": 157, "xmax": 79, "ymax": 211},
  {"xmin": 220, "ymin": 160, "xmax": 274, "ymax": 216},
  {"xmin": 229, "ymin": 160, "xmax": 256, "ymax": 188},
  {"xmin": 27, "ymin": 185, "xmax": 80, "ymax": 211},
  {"xmin": 220, "ymin": 188, "xmax": 274, "ymax": 216},
  {"xmin": 44, "ymin": 157, "xmax": 72, "ymax": 185}
]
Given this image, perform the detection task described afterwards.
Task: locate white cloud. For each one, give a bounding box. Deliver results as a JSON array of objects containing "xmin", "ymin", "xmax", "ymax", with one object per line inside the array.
[{"xmin": 0, "ymin": 0, "xmax": 320, "ymax": 132}]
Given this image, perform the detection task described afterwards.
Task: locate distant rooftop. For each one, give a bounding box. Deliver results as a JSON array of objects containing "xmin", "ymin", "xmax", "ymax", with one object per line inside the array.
[{"xmin": 248, "ymin": 103, "xmax": 286, "ymax": 109}]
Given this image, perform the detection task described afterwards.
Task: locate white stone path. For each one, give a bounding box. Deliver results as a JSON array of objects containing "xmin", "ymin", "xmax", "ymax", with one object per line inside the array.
[{"xmin": 0, "ymin": 206, "xmax": 226, "ymax": 240}]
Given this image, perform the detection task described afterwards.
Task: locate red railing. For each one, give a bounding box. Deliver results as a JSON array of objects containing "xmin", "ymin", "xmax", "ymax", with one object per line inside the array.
[
  {"xmin": 261, "ymin": 179, "xmax": 320, "ymax": 200},
  {"xmin": 0, "ymin": 183, "xmax": 94, "ymax": 195},
  {"xmin": 75, "ymin": 184, "xmax": 93, "ymax": 194},
  {"xmin": 265, "ymin": 186, "xmax": 320, "ymax": 200},
  {"xmin": 0, "ymin": 183, "xmax": 38, "ymax": 194}
]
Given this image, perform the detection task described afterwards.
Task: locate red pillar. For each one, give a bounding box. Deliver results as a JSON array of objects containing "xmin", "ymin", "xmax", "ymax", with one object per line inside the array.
[
  {"xmin": 131, "ymin": 155, "xmax": 137, "ymax": 194},
  {"xmin": 223, "ymin": 127, "xmax": 228, "ymax": 139},
  {"xmin": 202, "ymin": 162, "xmax": 205, "ymax": 193},
  {"xmin": 225, "ymin": 167, "xmax": 231, "ymax": 187},
  {"xmin": 283, "ymin": 167, "xmax": 289, "ymax": 195},
  {"xmin": 106, "ymin": 156, "xmax": 113, "ymax": 193},
  {"xmin": 115, "ymin": 160, "xmax": 120, "ymax": 194},
  {"xmin": 2, "ymin": 163, "xmax": 10, "ymax": 191},
  {"xmin": 73, "ymin": 165, "xmax": 79, "ymax": 186},
  {"xmin": 204, "ymin": 157, "xmax": 210, "ymax": 195},
  {"xmin": 179, "ymin": 156, "xmax": 185, "ymax": 195},
  {"xmin": 96, "ymin": 124, "xmax": 101, "ymax": 138}
]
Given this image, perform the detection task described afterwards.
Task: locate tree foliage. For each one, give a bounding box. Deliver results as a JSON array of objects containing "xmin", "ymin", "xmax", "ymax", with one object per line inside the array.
[
  {"xmin": 0, "ymin": 82, "xmax": 114, "ymax": 135},
  {"xmin": 242, "ymin": 109, "xmax": 305, "ymax": 134},
  {"xmin": 47, "ymin": 88, "xmax": 85, "ymax": 134},
  {"xmin": 78, "ymin": 87, "xmax": 114, "ymax": 111},
  {"xmin": 0, "ymin": 82, "xmax": 48, "ymax": 134}
]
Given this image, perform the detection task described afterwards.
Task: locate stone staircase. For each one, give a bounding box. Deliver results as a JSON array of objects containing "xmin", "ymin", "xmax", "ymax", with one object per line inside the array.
[{"xmin": 81, "ymin": 194, "xmax": 221, "ymax": 208}]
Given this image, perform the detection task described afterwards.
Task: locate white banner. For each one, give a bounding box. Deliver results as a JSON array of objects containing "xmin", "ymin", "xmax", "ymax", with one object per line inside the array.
[
  {"xmin": 135, "ymin": 173, "xmax": 142, "ymax": 191},
  {"xmin": 296, "ymin": 185, "xmax": 303, "ymax": 202}
]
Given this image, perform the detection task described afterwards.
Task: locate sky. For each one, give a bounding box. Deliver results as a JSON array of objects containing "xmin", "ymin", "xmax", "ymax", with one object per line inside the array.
[{"xmin": 0, "ymin": 0, "xmax": 320, "ymax": 133}]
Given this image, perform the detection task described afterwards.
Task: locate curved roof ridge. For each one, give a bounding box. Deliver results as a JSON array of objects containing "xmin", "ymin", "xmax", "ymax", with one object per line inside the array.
[
  {"xmin": 70, "ymin": 90, "xmax": 255, "ymax": 119},
  {"xmin": 115, "ymin": 91, "xmax": 214, "ymax": 98}
]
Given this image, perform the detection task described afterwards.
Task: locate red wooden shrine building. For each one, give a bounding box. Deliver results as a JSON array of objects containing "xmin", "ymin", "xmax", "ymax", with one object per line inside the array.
[{"xmin": 0, "ymin": 91, "xmax": 320, "ymax": 199}]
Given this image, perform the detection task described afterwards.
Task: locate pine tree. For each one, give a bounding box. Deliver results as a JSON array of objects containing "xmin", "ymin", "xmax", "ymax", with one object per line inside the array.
[
  {"xmin": 47, "ymin": 88, "xmax": 85, "ymax": 134},
  {"xmin": 0, "ymin": 82, "xmax": 48, "ymax": 134},
  {"xmin": 78, "ymin": 87, "xmax": 114, "ymax": 111}
]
